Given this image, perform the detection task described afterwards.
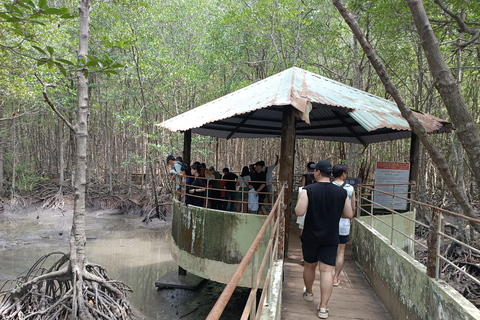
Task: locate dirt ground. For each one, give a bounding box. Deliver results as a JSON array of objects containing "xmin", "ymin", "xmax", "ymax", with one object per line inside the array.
[
  {"xmin": 0, "ymin": 196, "xmax": 163, "ymax": 251},
  {"xmin": 0, "ymin": 197, "xmax": 249, "ymax": 320}
]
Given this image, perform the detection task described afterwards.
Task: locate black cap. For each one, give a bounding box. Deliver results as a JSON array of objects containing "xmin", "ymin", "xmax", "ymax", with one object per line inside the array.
[
  {"xmin": 166, "ymin": 155, "xmax": 175, "ymax": 162},
  {"xmin": 315, "ymin": 160, "xmax": 332, "ymax": 174},
  {"xmin": 254, "ymin": 161, "xmax": 263, "ymax": 166}
]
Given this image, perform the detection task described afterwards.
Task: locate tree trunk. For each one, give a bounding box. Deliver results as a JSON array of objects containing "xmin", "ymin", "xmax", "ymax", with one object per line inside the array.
[
  {"xmin": 407, "ymin": 0, "xmax": 480, "ymax": 192},
  {"xmin": 58, "ymin": 118, "xmax": 65, "ymax": 190},
  {"xmin": 0, "ymin": 100, "xmax": 4, "ymax": 196},
  {"xmin": 11, "ymin": 117, "xmax": 16, "ymax": 200},
  {"xmin": 348, "ymin": 27, "xmax": 362, "ymax": 178},
  {"xmin": 70, "ymin": 0, "xmax": 90, "ymax": 316},
  {"xmin": 332, "ymin": 0, "xmax": 480, "ymax": 232}
]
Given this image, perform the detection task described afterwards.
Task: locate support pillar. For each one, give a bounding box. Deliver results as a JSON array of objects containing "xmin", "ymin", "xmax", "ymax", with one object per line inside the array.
[
  {"xmin": 409, "ymin": 133, "xmax": 419, "ymax": 209},
  {"xmin": 180, "ymin": 129, "xmax": 191, "ymax": 276},
  {"xmin": 183, "ymin": 129, "xmax": 191, "ymax": 165},
  {"xmin": 279, "ymin": 106, "xmax": 296, "ymax": 258},
  {"xmin": 409, "ymin": 133, "xmax": 419, "ymax": 184}
]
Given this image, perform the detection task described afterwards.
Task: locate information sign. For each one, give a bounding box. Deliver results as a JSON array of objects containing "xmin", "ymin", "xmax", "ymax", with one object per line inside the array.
[{"xmin": 373, "ymin": 162, "xmax": 410, "ymax": 210}]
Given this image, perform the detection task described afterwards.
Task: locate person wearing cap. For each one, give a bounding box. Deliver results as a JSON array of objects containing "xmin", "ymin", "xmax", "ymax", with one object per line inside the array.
[
  {"xmin": 251, "ymin": 161, "xmax": 268, "ymax": 215},
  {"xmin": 295, "ymin": 160, "xmax": 353, "ymax": 319},
  {"xmin": 167, "ymin": 155, "xmax": 183, "ymax": 200}
]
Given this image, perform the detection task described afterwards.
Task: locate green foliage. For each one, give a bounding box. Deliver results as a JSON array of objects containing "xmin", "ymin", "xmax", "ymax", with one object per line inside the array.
[
  {"xmin": 2, "ymin": 154, "xmax": 46, "ymax": 192},
  {"xmin": 192, "ymin": 136, "xmax": 215, "ymax": 159},
  {"xmin": 121, "ymin": 154, "xmax": 144, "ymax": 168},
  {"xmin": 2, "ymin": 0, "xmax": 480, "ymax": 197}
]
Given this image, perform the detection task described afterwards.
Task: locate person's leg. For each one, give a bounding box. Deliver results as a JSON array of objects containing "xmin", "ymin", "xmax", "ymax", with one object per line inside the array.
[
  {"xmin": 303, "ymin": 261, "xmax": 318, "ymax": 295},
  {"xmin": 333, "ymin": 243, "xmax": 346, "ymax": 285},
  {"xmin": 318, "ymin": 262, "xmax": 335, "ymax": 309},
  {"xmin": 258, "ymin": 194, "xmax": 267, "ymax": 214},
  {"xmin": 221, "ymin": 191, "xmax": 227, "ymax": 210},
  {"xmin": 265, "ymin": 184, "xmax": 272, "ymax": 209},
  {"xmin": 227, "ymin": 191, "xmax": 235, "ymax": 211}
]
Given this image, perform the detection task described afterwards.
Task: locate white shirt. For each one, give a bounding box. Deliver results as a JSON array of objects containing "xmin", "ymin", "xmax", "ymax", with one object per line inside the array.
[
  {"xmin": 248, "ymin": 188, "xmax": 259, "ymax": 212},
  {"xmin": 262, "ymin": 164, "xmax": 275, "ymax": 186},
  {"xmin": 333, "ymin": 181, "xmax": 354, "ymax": 236}
]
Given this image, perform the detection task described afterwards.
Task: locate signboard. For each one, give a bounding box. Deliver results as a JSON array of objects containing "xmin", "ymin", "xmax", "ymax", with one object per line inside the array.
[{"xmin": 373, "ymin": 162, "xmax": 410, "ymax": 211}]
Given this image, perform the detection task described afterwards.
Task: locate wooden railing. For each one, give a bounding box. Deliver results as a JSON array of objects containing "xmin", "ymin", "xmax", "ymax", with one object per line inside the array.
[
  {"xmin": 205, "ymin": 183, "xmax": 286, "ymax": 320},
  {"xmin": 177, "ymin": 174, "xmax": 277, "ymax": 211}
]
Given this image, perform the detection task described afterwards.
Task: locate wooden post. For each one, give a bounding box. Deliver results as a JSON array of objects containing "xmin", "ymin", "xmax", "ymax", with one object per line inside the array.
[
  {"xmin": 179, "ymin": 129, "xmax": 191, "ymax": 276},
  {"xmin": 426, "ymin": 208, "xmax": 437, "ymax": 278},
  {"xmin": 279, "ymin": 106, "xmax": 296, "ymax": 258},
  {"xmin": 409, "ymin": 133, "xmax": 419, "ymax": 183},
  {"xmin": 183, "ymin": 129, "xmax": 191, "ymax": 165},
  {"xmin": 408, "ymin": 133, "xmax": 419, "ymax": 209}
]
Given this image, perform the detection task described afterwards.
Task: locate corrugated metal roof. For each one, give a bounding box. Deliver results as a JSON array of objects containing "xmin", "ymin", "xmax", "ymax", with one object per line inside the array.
[{"xmin": 157, "ymin": 67, "xmax": 451, "ymax": 144}]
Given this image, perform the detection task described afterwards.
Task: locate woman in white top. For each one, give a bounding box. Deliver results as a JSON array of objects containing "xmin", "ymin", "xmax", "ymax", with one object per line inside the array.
[
  {"xmin": 332, "ymin": 164, "xmax": 356, "ymax": 287},
  {"xmin": 237, "ymin": 166, "xmax": 251, "ymax": 213}
]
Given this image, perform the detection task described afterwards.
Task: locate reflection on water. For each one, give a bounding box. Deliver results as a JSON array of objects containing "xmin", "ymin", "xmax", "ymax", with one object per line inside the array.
[{"xmin": 0, "ymin": 211, "xmax": 248, "ymax": 319}]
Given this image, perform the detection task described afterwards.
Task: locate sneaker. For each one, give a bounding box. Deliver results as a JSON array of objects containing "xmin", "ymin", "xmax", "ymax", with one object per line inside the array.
[
  {"xmin": 317, "ymin": 307, "xmax": 329, "ymax": 319},
  {"xmin": 303, "ymin": 287, "xmax": 314, "ymax": 302}
]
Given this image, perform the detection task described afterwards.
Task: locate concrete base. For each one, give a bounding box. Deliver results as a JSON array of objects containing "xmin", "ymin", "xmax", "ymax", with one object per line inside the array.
[
  {"xmin": 155, "ymin": 271, "xmax": 205, "ymax": 290},
  {"xmin": 352, "ymin": 219, "xmax": 480, "ymax": 320}
]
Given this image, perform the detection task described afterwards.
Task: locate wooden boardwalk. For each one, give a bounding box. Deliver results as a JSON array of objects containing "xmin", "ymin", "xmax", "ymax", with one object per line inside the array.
[{"xmin": 281, "ymin": 228, "xmax": 392, "ymax": 320}]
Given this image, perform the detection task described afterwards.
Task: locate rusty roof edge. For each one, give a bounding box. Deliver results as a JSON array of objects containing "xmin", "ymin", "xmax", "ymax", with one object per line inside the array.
[{"xmin": 157, "ymin": 69, "xmax": 297, "ymax": 132}]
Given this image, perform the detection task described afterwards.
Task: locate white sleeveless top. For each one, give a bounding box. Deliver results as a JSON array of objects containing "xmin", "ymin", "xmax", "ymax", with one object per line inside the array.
[{"xmin": 333, "ymin": 181, "xmax": 354, "ymax": 236}]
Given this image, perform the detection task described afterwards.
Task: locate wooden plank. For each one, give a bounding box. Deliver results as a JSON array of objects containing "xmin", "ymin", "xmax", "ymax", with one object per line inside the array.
[{"xmin": 281, "ymin": 227, "xmax": 392, "ymax": 319}]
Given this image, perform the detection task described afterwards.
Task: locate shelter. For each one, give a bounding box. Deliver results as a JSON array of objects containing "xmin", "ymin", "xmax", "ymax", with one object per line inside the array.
[{"xmin": 158, "ymin": 67, "xmax": 451, "ymax": 254}]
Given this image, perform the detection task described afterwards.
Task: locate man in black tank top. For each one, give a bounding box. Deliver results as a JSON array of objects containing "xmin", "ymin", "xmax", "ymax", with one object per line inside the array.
[{"xmin": 295, "ymin": 160, "xmax": 353, "ymax": 319}]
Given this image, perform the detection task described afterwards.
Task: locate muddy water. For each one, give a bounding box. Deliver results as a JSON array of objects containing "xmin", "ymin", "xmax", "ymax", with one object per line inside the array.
[{"xmin": 0, "ymin": 208, "xmax": 248, "ymax": 319}]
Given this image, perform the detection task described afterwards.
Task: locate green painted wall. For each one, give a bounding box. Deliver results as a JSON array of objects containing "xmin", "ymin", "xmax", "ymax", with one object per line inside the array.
[
  {"xmin": 352, "ymin": 219, "xmax": 480, "ymax": 320},
  {"xmin": 171, "ymin": 200, "xmax": 271, "ymax": 287}
]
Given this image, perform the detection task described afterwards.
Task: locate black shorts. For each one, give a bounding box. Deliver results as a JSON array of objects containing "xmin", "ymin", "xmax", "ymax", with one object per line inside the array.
[
  {"xmin": 302, "ymin": 242, "xmax": 338, "ymax": 266},
  {"xmin": 258, "ymin": 193, "xmax": 266, "ymax": 206},
  {"xmin": 339, "ymin": 235, "xmax": 350, "ymax": 244}
]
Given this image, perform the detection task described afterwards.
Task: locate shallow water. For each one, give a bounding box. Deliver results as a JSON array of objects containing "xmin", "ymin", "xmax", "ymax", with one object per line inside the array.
[{"xmin": 0, "ymin": 208, "xmax": 248, "ymax": 319}]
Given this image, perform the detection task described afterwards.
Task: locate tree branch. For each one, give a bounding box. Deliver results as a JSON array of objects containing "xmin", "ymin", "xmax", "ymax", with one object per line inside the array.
[
  {"xmin": 0, "ymin": 113, "xmax": 27, "ymax": 122},
  {"xmin": 433, "ymin": 0, "xmax": 480, "ymax": 48},
  {"xmin": 332, "ymin": 0, "xmax": 480, "ymax": 232},
  {"xmin": 34, "ymin": 73, "xmax": 75, "ymax": 132}
]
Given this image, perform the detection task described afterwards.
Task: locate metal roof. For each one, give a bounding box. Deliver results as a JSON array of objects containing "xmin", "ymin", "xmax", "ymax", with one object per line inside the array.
[{"xmin": 158, "ymin": 67, "xmax": 451, "ymax": 145}]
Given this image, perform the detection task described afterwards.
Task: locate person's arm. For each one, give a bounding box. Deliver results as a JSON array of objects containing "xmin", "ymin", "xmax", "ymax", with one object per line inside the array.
[
  {"xmin": 341, "ymin": 196, "xmax": 353, "ymax": 219},
  {"xmin": 256, "ymin": 183, "xmax": 265, "ymax": 193},
  {"xmin": 189, "ymin": 178, "xmax": 207, "ymax": 193},
  {"xmin": 300, "ymin": 175, "xmax": 306, "ymax": 187},
  {"xmin": 295, "ymin": 189, "xmax": 308, "ymax": 216},
  {"xmin": 274, "ymin": 154, "xmax": 279, "ymax": 166},
  {"xmin": 350, "ymin": 189, "xmax": 356, "ymax": 221}
]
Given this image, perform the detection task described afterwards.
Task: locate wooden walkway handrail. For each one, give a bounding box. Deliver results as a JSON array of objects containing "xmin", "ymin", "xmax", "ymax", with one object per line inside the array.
[
  {"xmin": 179, "ymin": 174, "xmax": 277, "ymax": 208},
  {"xmin": 206, "ymin": 183, "xmax": 286, "ymax": 320}
]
